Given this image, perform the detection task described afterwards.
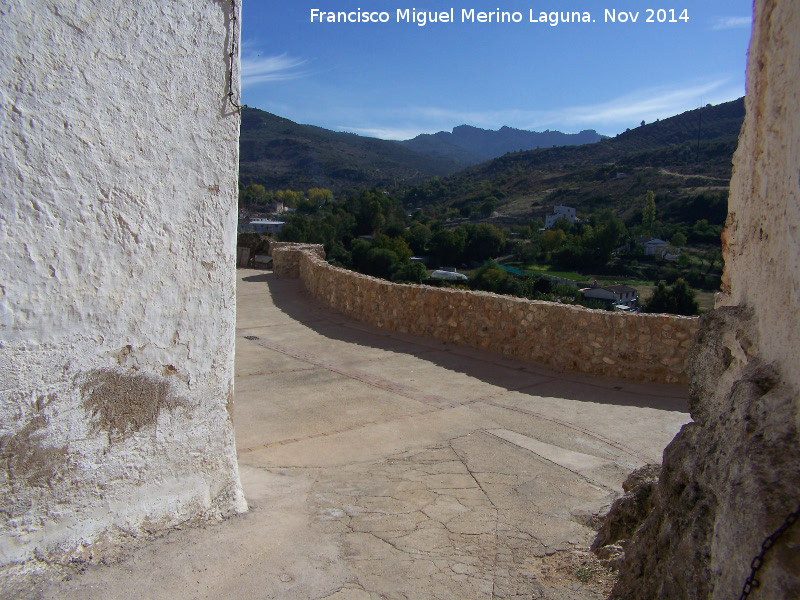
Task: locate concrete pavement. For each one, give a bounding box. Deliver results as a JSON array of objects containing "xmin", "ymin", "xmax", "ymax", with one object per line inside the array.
[{"xmin": 22, "ymin": 269, "xmax": 690, "ymax": 599}]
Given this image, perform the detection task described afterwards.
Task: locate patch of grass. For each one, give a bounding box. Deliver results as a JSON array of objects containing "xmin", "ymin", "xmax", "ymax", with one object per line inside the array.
[
  {"xmin": 573, "ymin": 565, "xmax": 598, "ymax": 583},
  {"xmin": 522, "ymin": 265, "xmax": 590, "ymax": 281},
  {"xmin": 695, "ymin": 290, "xmax": 717, "ymax": 313}
]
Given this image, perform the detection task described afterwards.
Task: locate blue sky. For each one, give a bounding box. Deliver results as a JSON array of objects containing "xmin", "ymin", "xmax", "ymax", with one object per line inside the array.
[{"xmin": 240, "ymin": 1, "xmax": 753, "ymax": 139}]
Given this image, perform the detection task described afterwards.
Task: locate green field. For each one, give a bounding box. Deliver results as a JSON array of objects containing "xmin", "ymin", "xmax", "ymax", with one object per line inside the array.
[{"xmin": 515, "ymin": 264, "xmax": 591, "ymax": 281}]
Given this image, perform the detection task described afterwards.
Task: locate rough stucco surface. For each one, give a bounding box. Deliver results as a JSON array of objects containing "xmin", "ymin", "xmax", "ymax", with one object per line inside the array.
[
  {"xmin": 271, "ymin": 243, "xmax": 699, "ymax": 384},
  {"xmin": 603, "ymin": 1, "xmax": 800, "ymax": 598},
  {"xmin": 0, "ymin": 1, "xmax": 246, "ymax": 567}
]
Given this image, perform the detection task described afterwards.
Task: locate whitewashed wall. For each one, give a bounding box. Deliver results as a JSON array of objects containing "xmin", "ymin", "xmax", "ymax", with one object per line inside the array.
[{"xmin": 0, "ymin": 1, "xmax": 246, "ymax": 566}]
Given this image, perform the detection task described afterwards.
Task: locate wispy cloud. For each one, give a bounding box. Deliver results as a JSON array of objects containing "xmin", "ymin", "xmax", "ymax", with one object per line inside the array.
[
  {"xmin": 544, "ymin": 79, "xmax": 737, "ymax": 129},
  {"xmin": 240, "ymin": 52, "xmax": 307, "ymax": 87},
  {"xmin": 261, "ymin": 80, "xmax": 743, "ymax": 140},
  {"xmin": 351, "ymin": 79, "xmax": 742, "ymax": 138},
  {"xmin": 712, "ymin": 16, "xmax": 752, "ymax": 31}
]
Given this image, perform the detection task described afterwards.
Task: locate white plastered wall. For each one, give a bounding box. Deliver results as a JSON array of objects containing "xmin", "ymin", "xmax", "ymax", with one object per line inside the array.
[{"xmin": 0, "ymin": 0, "xmax": 246, "ymax": 566}]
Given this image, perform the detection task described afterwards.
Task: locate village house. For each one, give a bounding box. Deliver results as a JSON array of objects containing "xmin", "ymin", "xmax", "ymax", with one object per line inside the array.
[
  {"xmin": 544, "ymin": 205, "xmax": 577, "ymax": 229},
  {"xmin": 643, "ymin": 237, "xmax": 682, "ymax": 260},
  {"xmin": 582, "ymin": 283, "xmax": 639, "ymax": 309}
]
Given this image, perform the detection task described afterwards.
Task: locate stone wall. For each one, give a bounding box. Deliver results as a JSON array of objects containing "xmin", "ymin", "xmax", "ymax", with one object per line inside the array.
[
  {"xmin": 271, "ymin": 243, "xmax": 326, "ymax": 279},
  {"xmin": 605, "ymin": 1, "xmax": 800, "ymax": 598},
  {"xmin": 0, "ymin": 1, "xmax": 246, "ymax": 567},
  {"xmin": 271, "ymin": 243, "xmax": 699, "ymax": 384}
]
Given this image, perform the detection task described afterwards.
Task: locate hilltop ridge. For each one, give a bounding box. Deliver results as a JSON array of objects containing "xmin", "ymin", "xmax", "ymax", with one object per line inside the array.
[
  {"xmin": 239, "ymin": 108, "xmax": 461, "ymax": 191},
  {"xmin": 239, "ymin": 107, "xmax": 605, "ymax": 191},
  {"xmin": 400, "ymin": 124, "xmax": 604, "ymax": 165},
  {"xmin": 401, "ymin": 97, "xmax": 745, "ymax": 218}
]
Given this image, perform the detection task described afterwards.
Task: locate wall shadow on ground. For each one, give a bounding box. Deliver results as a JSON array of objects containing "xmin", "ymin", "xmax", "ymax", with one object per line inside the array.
[{"xmin": 258, "ymin": 271, "xmax": 689, "ymax": 414}]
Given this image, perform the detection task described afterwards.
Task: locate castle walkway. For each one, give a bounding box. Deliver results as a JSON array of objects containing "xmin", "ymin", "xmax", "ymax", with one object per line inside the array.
[{"xmin": 38, "ymin": 270, "xmax": 690, "ymax": 600}]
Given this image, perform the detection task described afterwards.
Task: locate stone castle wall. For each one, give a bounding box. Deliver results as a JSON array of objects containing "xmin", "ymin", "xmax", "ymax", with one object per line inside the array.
[
  {"xmin": 271, "ymin": 242, "xmax": 699, "ymax": 384},
  {"xmin": 0, "ymin": 1, "xmax": 246, "ymax": 567}
]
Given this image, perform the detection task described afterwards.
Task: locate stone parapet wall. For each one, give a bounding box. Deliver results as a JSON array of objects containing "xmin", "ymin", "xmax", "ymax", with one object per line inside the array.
[
  {"xmin": 273, "ymin": 244, "xmax": 698, "ymax": 384},
  {"xmin": 270, "ymin": 243, "xmax": 326, "ymax": 278}
]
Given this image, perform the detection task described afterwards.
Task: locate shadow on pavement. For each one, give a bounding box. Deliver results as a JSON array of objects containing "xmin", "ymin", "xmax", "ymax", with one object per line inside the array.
[{"xmin": 253, "ymin": 270, "xmax": 689, "ymax": 413}]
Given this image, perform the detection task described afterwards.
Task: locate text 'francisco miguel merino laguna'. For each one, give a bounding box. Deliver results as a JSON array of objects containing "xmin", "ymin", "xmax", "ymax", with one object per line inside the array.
[
  {"xmin": 310, "ymin": 8, "xmax": 690, "ymax": 26},
  {"xmin": 310, "ymin": 8, "xmax": 593, "ymax": 26}
]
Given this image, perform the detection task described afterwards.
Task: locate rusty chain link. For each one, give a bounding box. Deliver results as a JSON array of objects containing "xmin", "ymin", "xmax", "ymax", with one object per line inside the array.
[{"xmin": 739, "ymin": 503, "xmax": 800, "ymax": 599}]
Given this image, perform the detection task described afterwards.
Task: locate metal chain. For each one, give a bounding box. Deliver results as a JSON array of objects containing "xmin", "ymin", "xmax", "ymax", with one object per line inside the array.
[
  {"xmin": 227, "ymin": 0, "xmax": 246, "ymax": 113},
  {"xmin": 739, "ymin": 503, "xmax": 800, "ymax": 599}
]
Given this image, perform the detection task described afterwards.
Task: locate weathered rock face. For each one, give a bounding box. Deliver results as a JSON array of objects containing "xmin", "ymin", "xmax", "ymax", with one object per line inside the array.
[
  {"xmin": 0, "ymin": 1, "xmax": 246, "ymax": 567},
  {"xmin": 606, "ymin": 308, "xmax": 800, "ymax": 599},
  {"xmin": 722, "ymin": 0, "xmax": 800, "ymax": 394},
  {"xmin": 605, "ymin": 1, "xmax": 800, "ymax": 597},
  {"xmin": 271, "ymin": 243, "xmax": 699, "ymax": 384},
  {"xmin": 591, "ymin": 464, "xmax": 661, "ymax": 571}
]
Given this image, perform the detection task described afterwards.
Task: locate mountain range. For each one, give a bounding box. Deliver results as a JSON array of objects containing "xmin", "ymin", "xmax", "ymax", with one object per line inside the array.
[
  {"xmin": 399, "ymin": 125, "xmax": 603, "ymax": 165},
  {"xmin": 239, "ymin": 109, "xmax": 457, "ymax": 191},
  {"xmin": 239, "ymin": 98, "xmax": 745, "ymax": 221},
  {"xmin": 239, "ymin": 108, "xmax": 603, "ymax": 191}
]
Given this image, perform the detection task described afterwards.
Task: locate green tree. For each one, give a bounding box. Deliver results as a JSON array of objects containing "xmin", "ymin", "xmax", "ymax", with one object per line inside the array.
[
  {"xmin": 645, "ymin": 278, "xmax": 699, "ymax": 315},
  {"xmin": 239, "ymin": 183, "xmax": 268, "ymax": 207},
  {"xmin": 428, "ymin": 228, "xmax": 466, "ymax": 266},
  {"xmin": 586, "ymin": 216, "xmax": 626, "ymax": 264},
  {"xmin": 364, "ymin": 248, "xmax": 399, "ymax": 279},
  {"xmin": 470, "ymin": 262, "xmax": 508, "ymax": 293},
  {"xmin": 466, "ymin": 223, "xmax": 505, "ymax": 261},
  {"xmin": 552, "ymin": 217, "xmax": 574, "ymax": 234},
  {"xmin": 370, "ymin": 212, "xmax": 386, "ymax": 235},
  {"xmin": 670, "ymin": 232, "xmax": 687, "ymax": 247},
  {"xmin": 278, "ymin": 222, "xmax": 304, "ymax": 243},
  {"xmin": 554, "ymin": 244, "xmax": 590, "ymax": 270},
  {"xmin": 307, "ymin": 187, "xmax": 334, "ymax": 205},
  {"xmin": 372, "ymin": 234, "xmax": 412, "ymax": 261},
  {"xmin": 540, "ymin": 229, "xmax": 566, "ymax": 252},
  {"xmin": 405, "ymin": 223, "xmax": 431, "ymax": 255},
  {"xmin": 642, "ymin": 190, "xmax": 656, "ymax": 234},
  {"xmin": 480, "ymin": 196, "xmax": 498, "ymax": 217},
  {"xmin": 350, "ymin": 238, "xmax": 372, "ymax": 272},
  {"xmin": 392, "ymin": 261, "xmax": 428, "ymax": 284}
]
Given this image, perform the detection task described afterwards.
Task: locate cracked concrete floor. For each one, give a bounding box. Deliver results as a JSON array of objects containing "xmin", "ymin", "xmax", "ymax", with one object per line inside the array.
[{"xmin": 21, "ymin": 270, "xmax": 691, "ymax": 599}]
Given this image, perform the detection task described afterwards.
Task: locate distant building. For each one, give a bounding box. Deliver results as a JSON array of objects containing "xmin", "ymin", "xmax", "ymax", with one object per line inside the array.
[
  {"xmin": 644, "ymin": 238, "xmax": 681, "ymax": 259},
  {"xmin": 582, "ymin": 284, "xmax": 639, "ymax": 308},
  {"xmin": 241, "ymin": 219, "xmax": 285, "ymax": 235},
  {"xmin": 644, "ymin": 238, "xmax": 668, "ymax": 256},
  {"xmin": 545, "ymin": 205, "xmax": 577, "ymax": 229}
]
